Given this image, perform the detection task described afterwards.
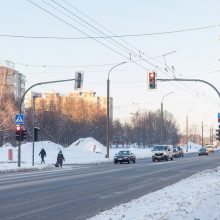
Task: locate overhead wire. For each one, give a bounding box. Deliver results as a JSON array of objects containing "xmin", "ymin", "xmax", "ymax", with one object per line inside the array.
[
  {"xmin": 41, "ymin": 0, "xmax": 138, "ymax": 59},
  {"xmin": 27, "ymin": 0, "xmax": 218, "ymax": 106},
  {"xmin": 47, "ymin": 0, "xmax": 161, "ymax": 70},
  {"xmin": 27, "ymin": 0, "xmax": 148, "ymax": 71},
  {"xmin": 0, "ymin": 24, "xmax": 219, "ymax": 40}
]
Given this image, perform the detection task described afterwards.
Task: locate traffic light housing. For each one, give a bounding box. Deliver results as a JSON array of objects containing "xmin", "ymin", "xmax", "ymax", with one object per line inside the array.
[
  {"xmin": 16, "ymin": 125, "xmax": 21, "ymax": 141},
  {"xmin": 21, "ymin": 127, "xmax": 27, "ymax": 141},
  {"xmin": 74, "ymin": 71, "xmax": 83, "ymax": 90},
  {"xmin": 34, "ymin": 127, "xmax": 40, "ymax": 142},
  {"xmin": 148, "ymin": 71, "xmax": 157, "ymax": 90},
  {"xmin": 15, "ymin": 125, "xmax": 27, "ymax": 141},
  {"xmin": 216, "ymin": 124, "xmax": 220, "ymax": 141}
]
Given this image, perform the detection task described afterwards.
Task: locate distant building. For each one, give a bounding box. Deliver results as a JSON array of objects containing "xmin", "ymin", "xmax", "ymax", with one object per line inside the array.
[
  {"xmin": 25, "ymin": 90, "xmax": 113, "ymax": 120},
  {"xmin": 0, "ymin": 66, "xmax": 25, "ymax": 101},
  {"xmin": 68, "ymin": 91, "xmax": 113, "ymax": 120}
]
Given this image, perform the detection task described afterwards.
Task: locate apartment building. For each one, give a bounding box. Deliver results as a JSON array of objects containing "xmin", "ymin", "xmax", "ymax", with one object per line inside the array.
[{"xmin": 0, "ymin": 66, "xmax": 25, "ymax": 101}]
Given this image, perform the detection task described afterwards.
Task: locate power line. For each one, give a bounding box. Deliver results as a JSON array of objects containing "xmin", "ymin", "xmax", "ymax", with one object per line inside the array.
[
  {"xmin": 27, "ymin": 0, "xmax": 149, "ymax": 71},
  {"xmin": 26, "ymin": 0, "xmax": 217, "ymax": 106},
  {"xmin": 0, "ymin": 24, "xmax": 219, "ymax": 40}
]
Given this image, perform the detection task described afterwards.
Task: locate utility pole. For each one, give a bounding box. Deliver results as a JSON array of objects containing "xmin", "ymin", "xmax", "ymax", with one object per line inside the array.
[{"xmin": 202, "ymin": 121, "xmax": 204, "ymax": 147}]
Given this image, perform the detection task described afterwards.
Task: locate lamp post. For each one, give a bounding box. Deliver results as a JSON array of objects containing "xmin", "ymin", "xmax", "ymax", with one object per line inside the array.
[
  {"xmin": 106, "ymin": 62, "xmax": 126, "ymax": 158},
  {"xmin": 18, "ymin": 78, "xmax": 78, "ymax": 167},
  {"xmin": 186, "ymin": 108, "xmax": 195, "ymax": 152},
  {"xmin": 32, "ymin": 93, "xmax": 41, "ymax": 166},
  {"xmin": 161, "ymin": 92, "xmax": 174, "ymax": 144}
]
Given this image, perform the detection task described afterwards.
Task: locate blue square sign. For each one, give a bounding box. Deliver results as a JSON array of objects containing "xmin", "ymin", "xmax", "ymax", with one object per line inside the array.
[
  {"xmin": 15, "ymin": 114, "xmax": 24, "ymax": 125},
  {"xmin": 218, "ymin": 113, "xmax": 220, "ymax": 123}
]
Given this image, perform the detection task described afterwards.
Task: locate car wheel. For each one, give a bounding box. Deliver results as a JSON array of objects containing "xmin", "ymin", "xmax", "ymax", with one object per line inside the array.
[
  {"xmin": 120, "ymin": 162, "xmax": 122, "ymax": 164},
  {"xmin": 166, "ymin": 157, "xmax": 168, "ymax": 161},
  {"xmin": 114, "ymin": 161, "xmax": 118, "ymax": 164},
  {"xmin": 152, "ymin": 158, "xmax": 155, "ymax": 162},
  {"xmin": 171, "ymin": 157, "xmax": 173, "ymax": 161},
  {"xmin": 128, "ymin": 160, "xmax": 130, "ymax": 164},
  {"xmin": 133, "ymin": 160, "xmax": 136, "ymax": 163}
]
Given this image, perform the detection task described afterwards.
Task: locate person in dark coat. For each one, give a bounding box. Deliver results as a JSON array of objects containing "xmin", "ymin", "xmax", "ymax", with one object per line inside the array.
[
  {"xmin": 57, "ymin": 150, "xmax": 65, "ymax": 168},
  {"xmin": 39, "ymin": 148, "xmax": 46, "ymax": 164}
]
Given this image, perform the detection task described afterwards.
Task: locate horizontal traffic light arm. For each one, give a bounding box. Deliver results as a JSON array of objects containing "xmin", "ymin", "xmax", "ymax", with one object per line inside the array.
[{"xmin": 157, "ymin": 78, "xmax": 220, "ymax": 99}]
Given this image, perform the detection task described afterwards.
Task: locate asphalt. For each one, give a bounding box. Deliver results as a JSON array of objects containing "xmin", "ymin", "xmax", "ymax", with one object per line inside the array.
[{"xmin": 0, "ymin": 151, "xmax": 220, "ymax": 220}]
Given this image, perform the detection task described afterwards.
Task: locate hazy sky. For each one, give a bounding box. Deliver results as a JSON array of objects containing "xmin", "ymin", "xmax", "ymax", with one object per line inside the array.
[{"xmin": 0, "ymin": 0, "xmax": 220, "ymax": 135}]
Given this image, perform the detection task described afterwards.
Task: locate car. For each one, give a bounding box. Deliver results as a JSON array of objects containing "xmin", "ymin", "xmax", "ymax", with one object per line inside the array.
[
  {"xmin": 173, "ymin": 147, "xmax": 180, "ymax": 158},
  {"xmin": 176, "ymin": 146, "xmax": 184, "ymax": 157},
  {"xmin": 114, "ymin": 150, "xmax": 136, "ymax": 164},
  {"xmin": 198, "ymin": 147, "xmax": 208, "ymax": 156},
  {"xmin": 205, "ymin": 145, "xmax": 214, "ymax": 153},
  {"xmin": 152, "ymin": 145, "xmax": 173, "ymax": 162}
]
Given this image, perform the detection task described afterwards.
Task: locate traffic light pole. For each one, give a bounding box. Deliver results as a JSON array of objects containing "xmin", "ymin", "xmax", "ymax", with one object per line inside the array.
[
  {"xmin": 157, "ymin": 78, "xmax": 220, "ymax": 98},
  {"xmin": 18, "ymin": 78, "xmax": 76, "ymax": 167}
]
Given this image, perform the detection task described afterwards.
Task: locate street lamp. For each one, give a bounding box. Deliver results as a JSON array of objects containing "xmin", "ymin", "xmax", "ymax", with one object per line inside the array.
[
  {"xmin": 106, "ymin": 62, "xmax": 127, "ymax": 158},
  {"xmin": 186, "ymin": 108, "xmax": 195, "ymax": 152},
  {"xmin": 18, "ymin": 77, "xmax": 78, "ymax": 167},
  {"xmin": 161, "ymin": 92, "xmax": 174, "ymax": 144},
  {"xmin": 32, "ymin": 93, "xmax": 41, "ymax": 166}
]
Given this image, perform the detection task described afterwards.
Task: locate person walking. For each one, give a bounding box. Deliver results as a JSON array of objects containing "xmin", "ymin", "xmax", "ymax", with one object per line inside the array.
[
  {"xmin": 57, "ymin": 150, "xmax": 65, "ymax": 168},
  {"xmin": 39, "ymin": 148, "xmax": 46, "ymax": 164}
]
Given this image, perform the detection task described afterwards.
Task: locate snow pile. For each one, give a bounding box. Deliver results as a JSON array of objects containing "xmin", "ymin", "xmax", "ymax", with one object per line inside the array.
[
  {"xmin": 65, "ymin": 137, "xmax": 108, "ymax": 164},
  {"xmin": 69, "ymin": 137, "xmax": 105, "ymax": 153},
  {"xmin": 0, "ymin": 141, "xmax": 63, "ymax": 168},
  {"xmin": 89, "ymin": 167, "xmax": 220, "ymax": 220},
  {"xmin": 183, "ymin": 141, "xmax": 202, "ymax": 153}
]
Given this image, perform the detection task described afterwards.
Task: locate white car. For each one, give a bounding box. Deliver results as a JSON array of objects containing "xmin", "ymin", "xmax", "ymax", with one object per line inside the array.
[{"xmin": 152, "ymin": 145, "xmax": 173, "ymax": 162}]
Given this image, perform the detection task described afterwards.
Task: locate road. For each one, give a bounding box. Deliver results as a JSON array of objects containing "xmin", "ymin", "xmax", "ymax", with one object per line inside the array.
[{"xmin": 0, "ymin": 151, "xmax": 220, "ymax": 220}]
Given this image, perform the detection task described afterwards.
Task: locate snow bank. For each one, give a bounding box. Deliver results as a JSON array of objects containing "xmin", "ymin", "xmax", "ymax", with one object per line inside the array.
[{"xmin": 89, "ymin": 167, "xmax": 220, "ymax": 220}]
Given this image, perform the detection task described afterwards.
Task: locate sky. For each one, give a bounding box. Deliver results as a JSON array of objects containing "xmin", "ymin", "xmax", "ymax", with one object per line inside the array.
[{"xmin": 0, "ymin": 0, "xmax": 220, "ymax": 135}]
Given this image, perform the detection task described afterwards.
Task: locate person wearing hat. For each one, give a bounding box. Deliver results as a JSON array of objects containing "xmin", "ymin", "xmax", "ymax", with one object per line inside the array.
[{"xmin": 57, "ymin": 150, "xmax": 65, "ymax": 168}]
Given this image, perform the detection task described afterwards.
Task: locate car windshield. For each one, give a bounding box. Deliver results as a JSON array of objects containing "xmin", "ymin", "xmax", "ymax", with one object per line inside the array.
[
  {"xmin": 173, "ymin": 148, "xmax": 177, "ymax": 152},
  {"xmin": 118, "ymin": 151, "xmax": 130, "ymax": 156},
  {"xmin": 153, "ymin": 146, "xmax": 167, "ymax": 151},
  {"xmin": 199, "ymin": 148, "xmax": 207, "ymax": 152}
]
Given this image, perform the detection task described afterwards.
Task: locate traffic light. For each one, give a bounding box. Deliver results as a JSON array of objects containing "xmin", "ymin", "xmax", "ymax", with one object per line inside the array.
[
  {"xmin": 16, "ymin": 125, "xmax": 27, "ymax": 141},
  {"xmin": 216, "ymin": 124, "xmax": 220, "ymax": 141},
  {"xmin": 34, "ymin": 127, "xmax": 40, "ymax": 142},
  {"xmin": 74, "ymin": 71, "xmax": 83, "ymax": 90},
  {"xmin": 16, "ymin": 125, "xmax": 21, "ymax": 141},
  {"xmin": 148, "ymin": 71, "xmax": 157, "ymax": 90},
  {"xmin": 21, "ymin": 127, "xmax": 27, "ymax": 141}
]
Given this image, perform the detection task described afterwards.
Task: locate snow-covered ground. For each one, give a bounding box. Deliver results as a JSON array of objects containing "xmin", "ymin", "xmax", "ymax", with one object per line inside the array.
[
  {"xmin": 89, "ymin": 167, "xmax": 220, "ymax": 220},
  {"xmin": 0, "ymin": 137, "xmax": 154, "ymax": 172},
  {"xmin": 0, "ymin": 139, "xmax": 215, "ymax": 172},
  {"xmin": 1, "ymin": 138, "xmax": 220, "ymax": 219}
]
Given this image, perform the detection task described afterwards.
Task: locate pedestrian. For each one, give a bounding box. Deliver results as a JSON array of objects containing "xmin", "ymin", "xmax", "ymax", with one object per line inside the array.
[
  {"xmin": 39, "ymin": 148, "xmax": 46, "ymax": 164},
  {"xmin": 57, "ymin": 150, "xmax": 65, "ymax": 168}
]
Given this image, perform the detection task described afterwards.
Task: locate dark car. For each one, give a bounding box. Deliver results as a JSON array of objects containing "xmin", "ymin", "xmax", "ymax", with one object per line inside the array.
[
  {"xmin": 198, "ymin": 147, "xmax": 208, "ymax": 156},
  {"xmin": 176, "ymin": 146, "xmax": 184, "ymax": 157},
  {"xmin": 114, "ymin": 150, "xmax": 136, "ymax": 164}
]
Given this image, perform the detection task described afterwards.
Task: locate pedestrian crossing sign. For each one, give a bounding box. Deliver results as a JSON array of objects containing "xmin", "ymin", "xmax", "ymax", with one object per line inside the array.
[{"xmin": 15, "ymin": 114, "xmax": 24, "ymax": 125}]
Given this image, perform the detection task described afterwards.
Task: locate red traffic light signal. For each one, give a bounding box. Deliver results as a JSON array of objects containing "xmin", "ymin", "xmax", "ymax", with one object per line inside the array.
[
  {"xmin": 16, "ymin": 125, "xmax": 21, "ymax": 141},
  {"xmin": 15, "ymin": 125, "xmax": 27, "ymax": 141},
  {"xmin": 148, "ymin": 71, "xmax": 157, "ymax": 90}
]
